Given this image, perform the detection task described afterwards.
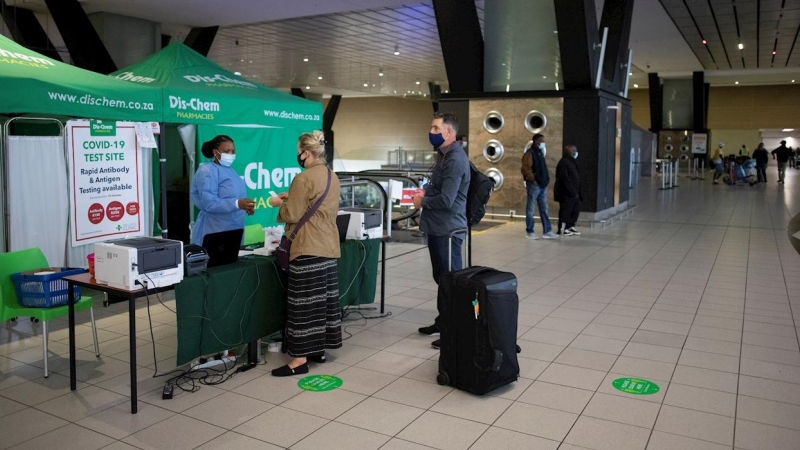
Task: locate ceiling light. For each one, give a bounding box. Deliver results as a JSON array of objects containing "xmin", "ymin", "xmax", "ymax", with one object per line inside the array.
[
  {"xmin": 506, "ymin": 84, "xmax": 510, "ymax": 92},
  {"xmin": 240, "ymin": 59, "xmax": 244, "ymax": 62},
  {"xmin": 444, "ymin": 90, "xmax": 449, "ymax": 93},
  {"xmin": 633, "ymin": 83, "xmax": 639, "ymax": 88},
  {"xmin": 773, "ymin": 51, "xmax": 777, "ymax": 55},
  {"xmin": 393, "ymin": 44, "xmax": 400, "ymax": 55},
  {"xmin": 735, "ymin": 81, "xmax": 739, "ymax": 85},
  {"xmin": 234, "ymin": 71, "xmax": 242, "ymax": 75},
  {"xmin": 542, "ymin": 76, "xmax": 547, "ymax": 79},
  {"xmin": 378, "ymin": 68, "xmax": 384, "ymax": 76},
  {"xmin": 793, "ymin": 80, "xmax": 796, "ymax": 83},
  {"xmin": 363, "ymin": 82, "xmax": 369, "ymax": 87},
  {"xmin": 783, "ymin": 128, "xmax": 795, "ymax": 132},
  {"xmin": 702, "ymin": 39, "xmax": 707, "ymax": 45},
  {"xmin": 318, "ymin": 75, "xmax": 323, "ymax": 80},
  {"xmin": 629, "ymin": 72, "xmax": 633, "ymax": 76},
  {"xmin": 393, "ymin": 90, "xmax": 397, "ymax": 94},
  {"xmin": 303, "ymin": 58, "xmax": 308, "ymax": 62},
  {"xmin": 415, "ymin": 80, "xmax": 421, "ymax": 85},
  {"xmin": 305, "ymin": 86, "xmax": 310, "ymax": 90},
  {"xmin": 555, "ymin": 82, "xmax": 559, "ymax": 91},
  {"xmin": 738, "ymin": 43, "xmax": 744, "ymax": 50}
]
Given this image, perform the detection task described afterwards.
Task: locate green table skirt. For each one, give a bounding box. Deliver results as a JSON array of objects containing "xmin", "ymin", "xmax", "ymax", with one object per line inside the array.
[{"xmin": 174, "ymin": 239, "xmax": 380, "ymax": 365}]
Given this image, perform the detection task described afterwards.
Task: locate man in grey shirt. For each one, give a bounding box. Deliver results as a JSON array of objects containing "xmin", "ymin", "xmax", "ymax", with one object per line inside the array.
[{"xmin": 413, "ymin": 112, "xmax": 470, "ymax": 350}]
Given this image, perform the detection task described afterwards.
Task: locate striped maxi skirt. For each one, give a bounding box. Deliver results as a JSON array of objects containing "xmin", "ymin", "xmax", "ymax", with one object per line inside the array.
[{"xmin": 285, "ymin": 256, "xmax": 343, "ymax": 357}]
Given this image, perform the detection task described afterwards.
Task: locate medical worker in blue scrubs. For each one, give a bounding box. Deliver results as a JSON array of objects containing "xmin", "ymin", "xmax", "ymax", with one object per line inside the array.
[{"xmin": 190, "ymin": 135, "xmax": 255, "ymax": 245}]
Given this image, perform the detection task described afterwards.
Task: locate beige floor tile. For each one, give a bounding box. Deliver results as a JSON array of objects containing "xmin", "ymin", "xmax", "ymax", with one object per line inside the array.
[
  {"xmin": 672, "ymin": 365, "xmax": 738, "ymax": 393},
  {"xmin": 0, "ymin": 372, "xmax": 88, "ymax": 406},
  {"xmin": 76, "ymin": 401, "xmax": 175, "ymax": 440},
  {"xmin": 689, "ymin": 325, "xmax": 742, "ymax": 343},
  {"xmin": 537, "ymin": 363, "xmax": 607, "ymax": 390},
  {"xmin": 292, "ymin": 421, "xmax": 390, "ymax": 450},
  {"xmin": 517, "ymin": 381, "xmax": 594, "ymax": 414},
  {"xmin": 564, "ymin": 416, "xmax": 650, "ymax": 450},
  {"xmin": 742, "ymin": 332, "xmax": 799, "ymax": 351},
  {"xmin": 519, "ymin": 328, "xmax": 578, "ymax": 346},
  {"xmin": 554, "ymin": 348, "xmax": 618, "ymax": 371},
  {"xmin": 518, "ymin": 342, "xmax": 565, "ymax": 362},
  {"xmin": 654, "ymin": 405, "xmax": 734, "ymax": 446},
  {"xmin": 630, "ymin": 330, "xmax": 687, "ymax": 349},
  {"xmin": 402, "ymin": 360, "xmax": 440, "ymax": 384},
  {"xmin": 738, "ymin": 375, "xmax": 800, "ymax": 406},
  {"xmin": 282, "ymin": 388, "xmax": 366, "ymax": 420},
  {"xmin": 0, "ymin": 408, "xmax": 68, "ymax": 450},
  {"xmin": 234, "ymin": 406, "xmax": 328, "ymax": 447},
  {"xmin": 581, "ymin": 323, "xmax": 637, "ymax": 340},
  {"xmin": 430, "ymin": 389, "xmax": 512, "ymax": 424},
  {"xmin": 639, "ymin": 318, "xmax": 691, "ymax": 335},
  {"xmin": 664, "ymin": 383, "xmax": 736, "ymax": 417},
  {"xmin": 740, "ymin": 358, "xmax": 800, "ymax": 384},
  {"xmin": 568, "ymin": 334, "xmax": 628, "ymax": 355},
  {"xmin": 0, "ymin": 397, "xmax": 26, "ymax": 419},
  {"xmin": 610, "ymin": 356, "xmax": 675, "ymax": 382},
  {"xmin": 647, "ymin": 431, "xmax": 731, "ymax": 450},
  {"xmin": 194, "ymin": 432, "xmax": 282, "ymax": 450},
  {"xmin": 373, "ymin": 378, "xmax": 452, "ymax": 409},
  {"xmin": 355, "ymin": 351, "xmax": 427, "ymax": 376},
  {"xmin": 494, "ymin": 402, "xmax": 578, "ymax": 441},
  {"xmin": 366, "ymin": 319, "xmax": 424, "ymax": 337},
  {"xmin": 740, "ymin": 344, "xmax": 800, "ymax": 366},
  {"xmin": 140, "ymin": 383, "xmax": 225, "ymax": 413},
  {"xmin": 621, "ymin": 342, "xmax": 681, "ymax": 363},
  {"xmin": 469, "ymin": 426, "xmax": 559, "ymax": 450},
  {"xmin": 182, "ymin": 391, "xmax": 274, "ymax": 429},
  {"xmin": 378, "ymin": 438, "xmax": 436, "ymax": 449},
  {"xmin": 736, "ymin": 395, "xmax": 800, "ymax": 431},
  {"xmin": 684, "ymin": 336, "xmax": 741, "ymax": 357},
  {"xmin": 98, "ymin": 442, "xmax": 141, "ymax": 450},
  {"xmin": 325, "ymin": 344, "xmax": 379, "ymax": 366},
  {"xmin": 384, "ymin": 338, "xmax": 439, "ymax": 359},
  {"xmin": 10, "ymin": 423, "xmax": 115, "ymax": 450},
  {"xmin": 592, "ymin": 313, "xmax": 644, "ymax": 328},
  {"xmin": 582, "ymin": 392, "xmax": 661, "ymax": 428},
  {"xmin": 485, "ymin": 377, "xmax": 533, "ymax": 401},
  {"xmin": 54, "ymin": 357, "xmax": 132, "ymax": 384},
  {"xmin": 734, "ymin": 419, "xmax": 800, "ymax": 449},
  {"xmin": 535, "ymin": 317, "xmax": 589, "ymax": 334},
  {"xmin": 333, "ymin": 366, "xmax": 399, "ymax": 395},
  {"xmin": 336, "ymin": 397, "xmax": 424, "ymax": 436},
  {"xmin": 678, "ymin": 349, "xmax": 740, "ymax": 373},
  {"xmin": 233, "ymin": 372, "xmax": 304, "ymax": 404},
  {"xmin": 122, "ymin": 414, "xmax": 225, "ymax": 450},
  {"xmin": 36, "ymin": 385, "xmax": 128, "ymax": 421},
  {"xmin": 397, "ymin": 411, "xmax": 488, "ymax": 450},
  {"xmin": 342, "ymin": 330, "xmax": 406, "ymax": 350}
]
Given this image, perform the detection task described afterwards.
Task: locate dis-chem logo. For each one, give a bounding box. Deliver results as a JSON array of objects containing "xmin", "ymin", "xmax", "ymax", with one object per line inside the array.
[{"xmin": 0, "ymin": 46, "xmax": 55, "ymax": 69}]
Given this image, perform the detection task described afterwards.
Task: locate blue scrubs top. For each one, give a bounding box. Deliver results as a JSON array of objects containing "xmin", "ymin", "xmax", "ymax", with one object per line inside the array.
[{"xmin": 190, "ymin": 161, "xmax": 247, "ymax": 246}]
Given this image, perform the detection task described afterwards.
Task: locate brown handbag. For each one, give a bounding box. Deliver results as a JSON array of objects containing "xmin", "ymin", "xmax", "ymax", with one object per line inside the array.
[{"xmin": 275, "ymin": 169, "xmax": 332, "ymax": 271}]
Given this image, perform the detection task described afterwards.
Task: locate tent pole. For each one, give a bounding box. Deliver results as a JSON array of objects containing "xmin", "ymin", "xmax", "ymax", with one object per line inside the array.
[{"xmin": 159, "ymin": 123, "xmax": 168, "ymax": 239}]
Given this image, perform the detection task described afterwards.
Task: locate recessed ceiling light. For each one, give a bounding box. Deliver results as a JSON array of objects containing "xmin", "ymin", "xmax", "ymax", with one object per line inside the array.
[
  {"xmin": 318, "ymin": 75, "xmax": 323, "ymax": 80},
  {"xmin": 629, "ymin": 72, "xmax": 633, "ymax": 76},
  {"xmin": 793, "ymin": 80, "xmax": 796, "ymax": 83},
  {"xmin": 240, "ymin": 59, "xmax": 244, "ymax": 62},
  {"xmin": 702, "ymin": 39, "xmax": 707, "ymax": 45},
  {"xmin": 633, "ymin": 83, "xmax": 639, "ymax": 88},
  {"xmin": 783, "ymin": 128, "xmax": 794, "ymax": 132},
  {"xmin": 773, "ymin": 51, "xmax": 777, "ymax": 55},
  {"xmin": 542, "ymin": 76, "xmax": 547, "ymax": 79},
  {"xmin": 305, "ymin": 86, "xmax": 310, "ymax": 90},
  {"xmin": 444, "ymin": 89, "xmax": 449, "ymax": 93},
  {"xmin": 415, "ymin": 80, "xmax": 421, "ymax": 85},
  {"xmin": 363, "ymin": 82, "xmax": 369, "ymax": 87},
  {"xmin": 379, "ymin": 72, "xmax": 384, "ymax": 77},
  {"xmin": 735, "ymin": 81, "xmax": 739, "ymax": 85},
  {"xmin": 738, "ymin": 43, "xmax": 744, "ymax": 50},
  {"xmin": 506, "ymin": 84, "xmax": 510, "ymax": 92},
  {"xmin": 303, "ymin": 58, "xmax": 308, "ymax": 62},
  {"xmin": 393, "ymin": 44, "xmax": 400, "ymax": 55},
  {"xmin": 234, "ymin": 71, "xmax": 242, "ymax": 75},
  {"xmin": 553, "ymin": 30, "xmax": 558, "ymax": 34}
]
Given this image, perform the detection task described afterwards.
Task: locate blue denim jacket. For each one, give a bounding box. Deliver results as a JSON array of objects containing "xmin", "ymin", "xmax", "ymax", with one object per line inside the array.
[{"xmin": 420, "ymin": 142, "xmax": 470, "ymax": 237}]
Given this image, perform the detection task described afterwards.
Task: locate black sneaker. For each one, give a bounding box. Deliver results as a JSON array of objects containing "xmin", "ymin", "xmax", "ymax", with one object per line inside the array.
[
  {"xmin": 431, "ymin": 339, "xmax": 440, "ymax": 350},
  {"xmin": 418, "ymin": 324, "xmax": 440, "ymax": 336}
]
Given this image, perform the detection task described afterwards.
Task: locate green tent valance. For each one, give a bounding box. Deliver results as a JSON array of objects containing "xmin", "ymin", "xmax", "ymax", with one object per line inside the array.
[
  {"xmin": 110, "ymin": 42, "xmax": 322, "ymax": 127},
  {"xmin": 0, "ymin": 34, "xmax": 161, "ymax": 122}
]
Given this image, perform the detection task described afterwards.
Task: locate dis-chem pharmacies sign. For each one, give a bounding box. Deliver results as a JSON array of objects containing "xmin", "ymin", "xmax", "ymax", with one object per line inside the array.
[{"xmin": 0, "ymin": 46, "xmax": 55, "ymax": 69}]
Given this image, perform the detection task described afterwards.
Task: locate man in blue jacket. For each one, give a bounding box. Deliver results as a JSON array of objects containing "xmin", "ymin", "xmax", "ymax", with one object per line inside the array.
[
  {"xmin": 521, "ymin": 134, "xmax": 557, "ymax": 240},
  {"xmin": 413, "ymin": 112, "xmax": 470, "ymax": 350}
]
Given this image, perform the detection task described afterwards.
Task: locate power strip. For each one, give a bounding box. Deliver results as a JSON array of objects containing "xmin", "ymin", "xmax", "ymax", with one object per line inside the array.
[{"xmin": 194, "ymin": 355, "xmax": 236, "ymax": 371}]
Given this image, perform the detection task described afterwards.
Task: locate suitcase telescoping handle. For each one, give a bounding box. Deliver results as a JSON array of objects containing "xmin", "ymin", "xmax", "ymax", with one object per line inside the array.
[{"xmin": 447, "ymin": 228, "xmax": 469, "ymax": 272}]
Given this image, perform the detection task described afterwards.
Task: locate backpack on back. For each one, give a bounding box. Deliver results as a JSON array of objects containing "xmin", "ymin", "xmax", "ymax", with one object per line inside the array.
[{"xmin": 466, "ymin": 162, "xmax": 495, "ymax": 226}]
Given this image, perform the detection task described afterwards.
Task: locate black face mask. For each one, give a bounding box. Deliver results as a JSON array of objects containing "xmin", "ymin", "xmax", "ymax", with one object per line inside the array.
[{"xmin": 297, "ymin": 152, "xmax": 308, "ymax": 168}]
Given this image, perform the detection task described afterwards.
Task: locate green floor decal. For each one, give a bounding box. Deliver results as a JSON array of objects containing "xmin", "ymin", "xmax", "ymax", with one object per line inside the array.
[
  {"xmin": 298, "ymin": 375, "xmax": 343, "ymax": 392},
  {"xmin": 612, "ymin": 377, "xmax": 660, "ymax": 395}
]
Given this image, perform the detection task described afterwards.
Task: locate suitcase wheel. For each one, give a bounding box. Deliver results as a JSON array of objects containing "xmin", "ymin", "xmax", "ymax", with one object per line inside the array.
[
  {"xmin": 436, "ymin": 372, "xmax": 450, "ymax": 386},
  {"xmin": 516, "ymin": 345, "xmax": 521, "ymax": 354}
]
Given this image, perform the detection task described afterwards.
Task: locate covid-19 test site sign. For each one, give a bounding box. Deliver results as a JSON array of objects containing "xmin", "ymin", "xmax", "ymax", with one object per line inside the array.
[{"xmin": 68, "ymin": 120, "xmax": 145, "ymax": 246}]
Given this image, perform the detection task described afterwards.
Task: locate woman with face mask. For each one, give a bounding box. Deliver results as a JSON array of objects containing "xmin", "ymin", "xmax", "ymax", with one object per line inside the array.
[
  {"xmin": 189, "ymin": 135, "xmax": 255, "ymax": 246},
  {"xmin": 268, "ymin": 131, "xmax": 342, "ymax": 376}
]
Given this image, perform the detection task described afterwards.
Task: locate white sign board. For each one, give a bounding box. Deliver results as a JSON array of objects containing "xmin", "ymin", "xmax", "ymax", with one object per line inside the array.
[
  {"xmin": 692, "ymin": 133, "xmax": 708, "ymax": 155},
  {"xmin": 134, "ymin": 122, "xmax": 157, "ymax": 148},
  {"xmin": 67, "ymin": 120, "xmax": 145, "ymax": 247}
]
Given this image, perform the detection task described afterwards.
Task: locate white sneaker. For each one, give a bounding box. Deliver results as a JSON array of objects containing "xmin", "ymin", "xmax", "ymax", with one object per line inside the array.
[
  {"xmin": 526, "ymin": 233, "xmax": 538, "ymax": 240},
  {"xmin": 560, "ymin": 229, "xmax": 574, "ymax": 236},
  {"xmin": 567, "ymin": 227, "xmax": 581, "ymax": 236},
  {"xmin": 542, "ymin": 231, "xmax": 558, "ymax": 239}
]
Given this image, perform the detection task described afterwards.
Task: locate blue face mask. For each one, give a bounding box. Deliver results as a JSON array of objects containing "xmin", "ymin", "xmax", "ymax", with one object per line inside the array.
[
  {"xmin": 429, "ymin": 132, "xmax": 445, "ymax": 148},
  {"xmin": 216, "ymin": 151, "xmax": 235, "ymax": 167},
  {"xmin": 573, "ymin": 152, "xmax": 579, "ymax": 159}
]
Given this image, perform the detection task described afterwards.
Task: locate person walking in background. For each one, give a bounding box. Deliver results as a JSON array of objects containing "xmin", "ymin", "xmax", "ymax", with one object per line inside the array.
[
  {"xmin": 521, "ymin": 133, "xmax": 558, "ymax": 240},
  {"xmin": 771, "ymin": 140, "xmax": 793, "ymax": 183},
  {"xmin": 740, "ymin": 144, "xmax": 750, "ymax": 158},
  {"xmin": 712, "ymin": 142, "xmax": 725, "ymax": 185},
  {"xmin": 752, "ymin": 143, "xmax": 769, "ymax": 184},
  {"xmin": 555, "ymin": 145, "xmax": 581, "ymax": 236},
  {"xmin": 414, "ymin": 112, "xmax": 470, "ymax": 350}
]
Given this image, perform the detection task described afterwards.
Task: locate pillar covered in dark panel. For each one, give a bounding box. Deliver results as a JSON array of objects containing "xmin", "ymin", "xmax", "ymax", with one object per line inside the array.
[
  {"xmin": 648, "ymin": 73, "xmax": 662, "ymax": 132},
  {"xmin": 432, "ymin": 0, "xmax": 483, "ymax": 93},
  {"xmin": 693, "ymin": 71, "xmax": 707, "ymax": 132},
  {"xmin": 0, "ymin": 2, "xmax": 62, "ymax": 61},
  {"xmin": 554, "ymin": 0, "xmax": 600, "ymax": 90},
  {"xmin": 43, "ymin": 0, "xmax": 116, "ymax": 73},
  {"xmin": 323, "ymin": 95, "xmax": 341, "ymax": 166},
  {"xmin": 598, "ymin": 0, "xmax": 635, "ymax": 93},
  {"xmin": 184, "ymin": 27, "xmax": 219, "ymax": 57}
]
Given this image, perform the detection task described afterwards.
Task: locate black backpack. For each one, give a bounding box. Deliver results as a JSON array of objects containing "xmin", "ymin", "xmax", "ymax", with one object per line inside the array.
[{"xmin": 466, "ymin": 162, "xmax": 495, "ymax": 226}]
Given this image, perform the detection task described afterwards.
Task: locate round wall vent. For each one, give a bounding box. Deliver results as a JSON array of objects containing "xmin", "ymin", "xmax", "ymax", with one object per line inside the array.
[
  {"xmin": 664, "ymin": 144, "xmax": 674, "ymax": 152},
  {"xmin": 482, "ymin": 139, "xmax": 505, "ymax": 163},
  {"xmin": 680, "ymin": 145, "xmax": 689, "ymax": 153},
  {"xmin": 665, "ymin": 135, "xmax": 674, "ymax": 142},
  {"xmin": 485, "ymin": 168, "xmax": 504, "ymax": 191},
  {"xmin": 483, "ymin": 111, "xmax": 505, "ymax": 134},
  {"xmin": 681, "ymin": 135, "xmax": 690, "ymax": 143},
  {"xmin": 680, "ymin": 154, "xmax": 690, "ymax": 161},
  {"xmin": 524, "ymin": 110, "xmax": 547, "ymax": 134}
]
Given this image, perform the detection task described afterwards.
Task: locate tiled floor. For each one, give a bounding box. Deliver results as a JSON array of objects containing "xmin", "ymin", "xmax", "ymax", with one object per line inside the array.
[{"xmin": 2, "ymin": 164, "xmax": 800, "ymax": 449}]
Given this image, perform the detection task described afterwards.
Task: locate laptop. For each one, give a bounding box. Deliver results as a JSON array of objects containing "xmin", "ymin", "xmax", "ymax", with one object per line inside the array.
[
  {"xmin": 202, "ymin": 228, "xmax": 244, "ymax": 267},
  {"xmin": 336, "ymin": 214, "xmax": 350, "ymax": 243}
]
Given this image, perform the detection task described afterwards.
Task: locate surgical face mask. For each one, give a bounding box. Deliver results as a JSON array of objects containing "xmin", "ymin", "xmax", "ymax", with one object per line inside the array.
[
  {"xmin": 539, "ymin": 142, "xmax": 546, "ymax": 156},
  {"xmin": 216, "ymin": 151, "xmax": 235, "ymax": 167},
  {"xmin": 429, "ymin": 132, "xmax": 445, "ymax": 148},
  {"xmin": 573, "ymin": 152, "xmax": 579, "ymax": 159},
  {"xmin": 297, "ymin": 152, "xmax": 308, "ymax": 168}
]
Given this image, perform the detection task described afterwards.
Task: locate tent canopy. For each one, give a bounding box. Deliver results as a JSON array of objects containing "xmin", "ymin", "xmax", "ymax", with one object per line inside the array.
[
  {"xmin": 111, "ymin": 42, "xmax": 322, "ymax": 127},
  {"xmin": 0, "ymin": 34, "xmax": 161, "ymax": 122}
]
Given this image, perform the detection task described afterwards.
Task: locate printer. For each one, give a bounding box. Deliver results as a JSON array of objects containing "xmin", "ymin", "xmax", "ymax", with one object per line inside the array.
[
  {"xmin": 94, "ymin": 237, "xmax": 184, "ymax": 290},
  {"xmin": 338, "ymin": 208, "xmax": 383, "ymax": 240}
]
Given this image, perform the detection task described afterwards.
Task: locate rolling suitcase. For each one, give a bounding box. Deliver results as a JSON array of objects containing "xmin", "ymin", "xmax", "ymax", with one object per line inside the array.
[{"xmin": 435, "ymin": 231, "xmax": 520, "ymax": 395}]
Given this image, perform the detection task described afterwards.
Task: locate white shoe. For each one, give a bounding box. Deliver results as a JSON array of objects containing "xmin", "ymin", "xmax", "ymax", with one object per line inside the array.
[
  {"xmin": 567, "ymin": 227, "xmax": 581, "ymax": 236},
  {"xmin": 542, "ymin": 232, "xmax": 558, "ymax": 239},
  {"xmin": 560, "ymin": 229, "xmax": 574, "ymax": 236},
  {"xmin": 526, "ymin": 233, "xmax": 538, "ymax": 240}
]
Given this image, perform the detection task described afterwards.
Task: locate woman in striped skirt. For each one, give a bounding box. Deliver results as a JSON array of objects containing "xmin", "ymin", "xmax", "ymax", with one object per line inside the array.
[{"xmin": 269, "ymin": 131, "xmax": 342, "ymax": 376}]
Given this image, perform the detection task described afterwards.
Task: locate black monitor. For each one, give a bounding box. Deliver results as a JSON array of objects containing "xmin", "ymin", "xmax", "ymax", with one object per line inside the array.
[
  {"xmin": 202, "ymin": 229, "xmax": 244, "ymax": 267},
  {"xmin": 336, "ymin": 214, "xmax": 350, "ymax": 243}
]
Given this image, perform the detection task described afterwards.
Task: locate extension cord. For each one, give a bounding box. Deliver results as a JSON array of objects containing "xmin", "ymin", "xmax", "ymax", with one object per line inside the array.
[{"xmin": 194, "ymin": 355, "xmax": 236, "ymax": 371}]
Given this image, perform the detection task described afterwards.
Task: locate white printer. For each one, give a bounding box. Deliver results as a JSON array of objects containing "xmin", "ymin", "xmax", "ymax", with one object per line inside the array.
[
  {"xmin": 95, "ymin": 237, "xmax": 184, "ymax": 290},
  {"xmin": 338, "ymin": 208, "xmax": 383, "ymax": 240}
]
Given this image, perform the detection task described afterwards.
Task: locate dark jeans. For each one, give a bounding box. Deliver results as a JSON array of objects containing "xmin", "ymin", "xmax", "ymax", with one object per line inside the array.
[
  {"xmin": 558, "ymin": 198, "xmax": 581, "ymax": 232},
  {"xmin": 427, "ymin": 233, "xmax": 463, "ymax": 328},
  {"xmin": 756, "ymin": 163, "xmax": 768, "ymax": 183}
]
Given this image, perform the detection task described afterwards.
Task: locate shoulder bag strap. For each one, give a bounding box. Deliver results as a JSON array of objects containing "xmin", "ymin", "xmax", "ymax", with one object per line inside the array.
[{"xmin": 289, "ymin": 168, "xmax": 332, "ymax": 241}]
